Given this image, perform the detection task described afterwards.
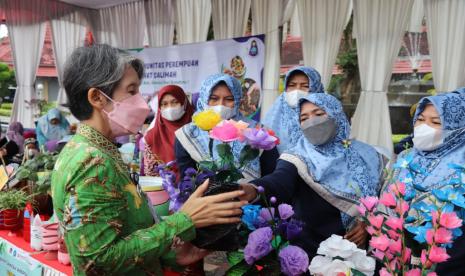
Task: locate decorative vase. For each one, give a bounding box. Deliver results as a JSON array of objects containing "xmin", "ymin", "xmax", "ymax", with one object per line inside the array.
[{"xmin": 42, "ymin": 222, "xmax": 59, "ymax": 260}]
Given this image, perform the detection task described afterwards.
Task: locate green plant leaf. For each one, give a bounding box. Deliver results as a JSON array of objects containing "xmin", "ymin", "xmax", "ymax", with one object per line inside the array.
[
  {"xmin": 217, "ymin": 143, "xmax": 233, "ymax": 159},
  {"xmin": 271, "ymin": 235, "xmax": 282, "ymax": 250},
  {"xmin": 225, "ymin": 259, "xmax": 256, "ymax": 276},
  {"xmin": 198, "ymin": 161, "xmax": 217, "ymax": 171},
  {"xmin": 239, "ymin": 145, "xmax": 260, "ymax": 166},
  {"xmin": 227, "ymin": 251, "xmax": 245, "ymax": 267},
  {"xmin": 351, "ymin": 268, "xmax": 366, "ymax": 276}
]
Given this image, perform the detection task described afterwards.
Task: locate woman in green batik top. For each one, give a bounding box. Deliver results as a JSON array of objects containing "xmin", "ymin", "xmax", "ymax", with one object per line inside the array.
[{"xmin": 51, "ymin": 44, "xmax": 247, "ymax": 276}]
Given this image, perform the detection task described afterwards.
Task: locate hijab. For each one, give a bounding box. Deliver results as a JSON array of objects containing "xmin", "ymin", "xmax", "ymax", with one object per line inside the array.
[
  {"xmin": 393, "ymin": 90, "xmax": 465, "ymax": 190},
  {"xmin": 144, "ymin": 85, "xmax": 194, "ymax": 163},
  {"xmin": 262, "ymin": 66, "xmax": 324, "ymax": 153},
  {"xmin": 7, "ymin": 122, "xmax": 24, "ymax": 153},
  {"xmin": 37, "ymin": 108, "xmax": 70, "ymax": 144},
  {"xmin": 176, "ymin": 74, "xmax": 261, "ymax": 180},
  {"xmin": 281, "ymin": 93, "xmax": 383, "ymax": 227}
]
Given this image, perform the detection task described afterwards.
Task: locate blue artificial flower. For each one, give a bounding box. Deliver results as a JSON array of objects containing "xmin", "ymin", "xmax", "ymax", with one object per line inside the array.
[
  {"xmin": 406, "ymin": 222, "xmax": 432, "ymax": 244},
  {"xmin": 241, "ymin": 205, "xmax": 261, "ymax": 231},
  {"xmin": 185, "ymin": 167, "xmax": 197, "ymax": 177},
  {"xmin": 433, "ymin": 188, "xmax": 465, "ymax": 208},
  {"xmin": 411, "ymin": 201, "xmax": 437, "ymax": 221}
]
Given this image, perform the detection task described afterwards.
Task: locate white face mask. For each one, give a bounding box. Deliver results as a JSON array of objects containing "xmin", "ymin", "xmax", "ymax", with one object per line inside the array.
[
  {"xmin": 161, "ymin": 106, "xmax": 185, "ymax": 121},
  {"xmin": 285, "ymin": 89, "xmax": 308, "ymax": 108},
  {"xmin": 28, "ymin": 148, "xmax": 38, "ymax": 158},
  {"xmin": 412, "ymin": 124, "xmax": 444, "ymax": 151},
  {"xmin": 209, "ymin": 105, "xmax": 236, "ymax": 120}
]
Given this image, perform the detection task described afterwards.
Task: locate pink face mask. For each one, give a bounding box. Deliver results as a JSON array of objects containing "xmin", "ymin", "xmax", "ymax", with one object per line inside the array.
[{"xmin": 101, "ymin": 92, "xmax": 150, "ymax": 137}]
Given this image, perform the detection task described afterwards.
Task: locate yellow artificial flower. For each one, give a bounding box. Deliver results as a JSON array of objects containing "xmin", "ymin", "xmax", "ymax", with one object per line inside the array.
[{"xmin": 192, "ymin": 109, "xmax": 222, "ymax": 131}]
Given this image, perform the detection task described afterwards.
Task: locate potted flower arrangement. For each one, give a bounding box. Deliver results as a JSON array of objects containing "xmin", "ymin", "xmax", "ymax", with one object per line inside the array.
[
  {"xmin": 159, "ymin": 110, "xmax": 279, "ymax": 251},
  {"xmin": 226, "ymin": 188, "xmax": 309, "ymax": 276},
  {"xmin": 308, "ymin": 235, "xmax": 376, "ymax": 276},
  {"xmin": 0, "ymin": 190, "xmax": 30, "ymax": 233},
  {"xmin": 358, "ymin": 155, "xmax": 465, "ymax": 275}
]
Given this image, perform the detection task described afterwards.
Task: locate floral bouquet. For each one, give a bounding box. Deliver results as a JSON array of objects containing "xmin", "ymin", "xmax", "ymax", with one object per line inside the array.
[
  {"xmin": 192, "ymin": 109, "xmax": 279, "ymax": 184},
  {"xmin": 308, "ymin": 234, "xmax": 376, "ymax": 276},
  {"xmin": 358, "ymin": 155, "xmax": 465, "ymax": 275},
  {"xmin": 226, "ymin": 188, "xmax": 309, "ymax": 276}
]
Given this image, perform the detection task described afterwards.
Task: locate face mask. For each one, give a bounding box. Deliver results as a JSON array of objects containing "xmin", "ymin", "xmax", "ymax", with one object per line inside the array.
[
  {"xmin": 101, "ymin": 92, "xmax": 150, "ymax": 137},
  {"xmin": 161, "ymin": 106, "xmax": 185, "ymax": 121},
  {"xmin": 285, "ymin": 89, "xmax": 308, "ymax": 108},
  {"xmin": 412, "ymin": 124, "xmax": 444, "ymax": 151},
  {"xmin": 301, "ymin": 116, "xmax": 338, "ymax": 146},
  {"xmin": 209, "ymin": 105, "xmax": 236, "ymax": 120}
]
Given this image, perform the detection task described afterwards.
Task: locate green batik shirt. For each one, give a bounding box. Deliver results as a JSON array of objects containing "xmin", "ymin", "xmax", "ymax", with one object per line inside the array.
[{"xmin": 51, "ymin": 124, "xmax": 195, "ymax": 276}]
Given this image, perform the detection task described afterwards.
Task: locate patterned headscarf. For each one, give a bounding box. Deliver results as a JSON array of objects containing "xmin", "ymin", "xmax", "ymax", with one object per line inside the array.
[
  {"xmin": 262, "ymin": 66, "xmax": 324, "ymax": 153},
  {"xmin": 285, "ymin": 93, "xmax": 383, "ymax": 226},
  {"xmin": 395, "ymin": 90, "xmax": 465, "ymax": 189},
  {"xmin": 7, "ymin": 122, "xmax": 25, "ymax": 153},
  {"xmin": 179, "ymin": 74, "xmax": 261, "ymax": 179}
]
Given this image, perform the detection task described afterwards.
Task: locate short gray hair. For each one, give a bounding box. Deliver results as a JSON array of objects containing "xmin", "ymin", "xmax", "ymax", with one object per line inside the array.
[{"xmin": 63, "ymin": 44, "xmax": 144, "ymax": 120}]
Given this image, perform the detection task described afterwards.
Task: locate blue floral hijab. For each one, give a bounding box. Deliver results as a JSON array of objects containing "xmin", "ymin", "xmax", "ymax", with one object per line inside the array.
[
  {"xmin": 280, "ymin": 93, "xmax": 384, "ymax": 227},
  {"xmin": 37, "ymin": 108, "xmax": 70, "ymax": 146},
  {"xmin": 262, "ymin": 66, "xmax": 324, "ymax": 153},
  {"xmin": 176, "ymin": 74, "xmax": 261, "ymax": 180},
  {"xmin": 393, "ymin": 90, "xmax": 465, "ymax": 190}
]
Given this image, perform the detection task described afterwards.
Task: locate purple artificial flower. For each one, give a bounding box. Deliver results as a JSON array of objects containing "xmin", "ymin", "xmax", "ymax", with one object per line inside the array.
[
  {"xmin": 278, "ymin": 204, "xmax": 294, "ymax": 220},
  {"xmin": 270, "ymin": 197, "xmax": 277, "ymax": 204},
  {"xmin": 243, "ymin": 128, "xmax": 278, "ymax": 150},
  {"xmin": 285, "ymin": 219, "xmax": 304, "ymax": 241},
  {"xmin": 259, "ymin": 207, "xmax": 275, "ymax": 223},
  {"xmin": 244, "ymin": 227, "xmax": 274, "ymax": 265},
  {"xmin": 257, "ymin": 186, "xmax": 265, "ymax": 194},
  {"xmin": 278, "ymin": 245, "xmax": 309, "ymax": 276},
  {"xmin": 184, "ymin": 167, "xmax": 197, "ymax": 177}
]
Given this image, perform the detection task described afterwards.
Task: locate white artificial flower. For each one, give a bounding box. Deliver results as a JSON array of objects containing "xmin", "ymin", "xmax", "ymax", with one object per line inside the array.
[
  {"xmin": 317, "ymin": 234, "xmax": 357, "ymax": 259},
  {"xmin": 308, "ymin": 256, "xmax": 332, "ymax": 275},
  {"xmin": 323, "ymin": 259, "xmax": 353, "ymax": 276},
  {"xmin": 347, "ymin": 249, "xmax": 376, "ymax": 276}
]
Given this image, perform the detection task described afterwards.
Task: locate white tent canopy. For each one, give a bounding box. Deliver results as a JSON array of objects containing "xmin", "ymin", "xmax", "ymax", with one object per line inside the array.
[{"xmin": 0, "ymin": 0, "xmax": 464, "ymax": 154}]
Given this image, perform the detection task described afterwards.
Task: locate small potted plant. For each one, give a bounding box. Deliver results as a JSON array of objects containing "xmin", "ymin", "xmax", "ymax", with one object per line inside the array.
[{"xmin": 0, "ymin": 190, "xmax": 30, "ymax": 233}]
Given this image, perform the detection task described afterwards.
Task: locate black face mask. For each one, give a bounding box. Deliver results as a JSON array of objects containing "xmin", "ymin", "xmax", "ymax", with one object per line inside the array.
[{"xmin": 301, "ymin": 116, "xmax": 338, "ymax": 146}]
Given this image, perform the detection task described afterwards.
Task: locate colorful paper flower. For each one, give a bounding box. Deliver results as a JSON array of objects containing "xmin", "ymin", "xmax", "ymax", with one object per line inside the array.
[
  {"xmin": 360, "ymin": 196, "xmax": 379, "ymax": 212},
  {"xmin": 244, "ymin": 227, "xmax": 273, "ymax": 265},
  {"xmin": 243, "ymin": 128, "xmax": 278, "ymax": 150},
  {"xmin": 369, "ymin": 234, "xmax": 390, "ymax": 252},
  {"xmin": 192, "ymin": 109, "xmax": 222, "ymax": 131},
  {"xmin": 379, "ymin": 192, "xmax": 397, "ymax": 208},
  {"xmin": 278, "ymin": 204, "xmax": 294, "ymax": 220},
  {"xmin": 241, "ymin": 204, "xmax": 261, "ymax": 231},
  {"xmin": 209, "ymin": 120, "xmax": 242, "ymax": 142},
  {"xmin": 278, "ymin": 245, "xmax": 309, "ymax": 276}
]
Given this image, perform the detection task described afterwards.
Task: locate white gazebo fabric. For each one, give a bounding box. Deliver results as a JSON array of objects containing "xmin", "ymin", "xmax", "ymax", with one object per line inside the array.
[
  {"xmin": 211, "ymin": 0, "xmax": 251, "ymax": 40},
  {"xmin": 408, "ymin": 0, "xmax": 424, "ymax": 33},
  {"xmin": 297, "ymin": 0, "xmax": 351, "ymax": 89},
  {"xmin": 424, "ymin": 0, "xmax": 465, "ymax": 93},
  {"xmin": 91, "ymin": 0, "xmax": 145, "ymax": 48},
  {"xmin": 144, "ymin": 0, "xmax": 175, "ymax": 47},
  {"xmin": 4, "ymin": 0, "xmax": 47, "ymax": 128},
  {"xmin": 252, "ymin": 0, "xmax": 292, "ymax": 116},
  {"xmin": 175, "ymin": 0, "xmax": 212, "ymax": 44},
  {"xmin": 50, "ymin": 11, "xmax": 88, "ymax": 106},
  {"xmin": 350, "ymin": 0, "xmax": 414, "ymax": 153}
]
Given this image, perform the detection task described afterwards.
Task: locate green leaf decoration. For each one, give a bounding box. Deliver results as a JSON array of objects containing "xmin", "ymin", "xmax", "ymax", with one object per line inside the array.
[
  {"xmin": 226, "ymin": 259, "xmax": 256, "ymax": 276},
  {"xmin": 351, "ymin": 268, "xmax": 367, "ymax": 276},
  {"xmin": 198, "ymin": 160, "xmax": 217, "ymax": 171},
  {"xmin": 217, "ymin": 143, "xmax": 233, "ymax": 159},
  {"xmin": 271, "ymin": 235, "xmax": 282, "ymax": 250},
  {"xmin": 239, "ymin": 145, "xmax": 260, "ymax": 166},
  {"xmin": 227, "ymin": 251, "xmax": 245, "ymax": 266}
]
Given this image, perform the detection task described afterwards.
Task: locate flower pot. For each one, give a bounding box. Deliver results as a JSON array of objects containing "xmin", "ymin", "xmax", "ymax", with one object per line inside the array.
[
  {"xmin": 2, "ymin": 209, "xmax": 23, "ymax": 231},
  {"xmin": 190, "ymin": 179, "xmax": 241, "ymax": 251},
  {"xmin": 58, "ymin": 236, "xmax": 70, "ymax": 265},
  {"xmin": 42, "ymin": 222, "xmax": 59, "ymax": 251}
]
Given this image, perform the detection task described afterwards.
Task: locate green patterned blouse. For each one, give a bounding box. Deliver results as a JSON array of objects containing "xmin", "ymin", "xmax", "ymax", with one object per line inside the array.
[{"xmin": 52, "ymin": 124, "xmax": 195, "ymax": 275}]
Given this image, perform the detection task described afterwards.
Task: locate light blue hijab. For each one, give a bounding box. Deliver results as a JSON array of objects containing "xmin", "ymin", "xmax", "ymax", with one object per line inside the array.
[
  {"xmin": 285, "ymin": 93, "xmax": 383, "ymax": 226},
  {"xmin": 393, "ymin": 90, "xmax": 465, "ymax": 190},
  {"xmin": 179, "ymin": 74, "xmax": 261, "ymax": 179},
  {"xmin": 37, "ymin": 108, "xmax": 70, "ymax": 146},
  {"xmin": 262, "ymin": 66, "xmax": 324, "ymax": 153}
]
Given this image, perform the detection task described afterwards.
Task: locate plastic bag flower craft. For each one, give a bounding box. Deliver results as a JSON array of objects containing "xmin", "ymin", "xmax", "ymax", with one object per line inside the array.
[
  {"xmin": 226, "ymin": 188, "xmax": 308, "ymax": 276},
  {"xmin": 308, "ymin": 235, "xmax": 376, "ymax": 276},
  {"xmin": 192, "ymin": 110, "xmax": 279, "ymax": 183},
  {"xmin": 358, "ymin": 154, "xmax": 464, "ymax": 276}
]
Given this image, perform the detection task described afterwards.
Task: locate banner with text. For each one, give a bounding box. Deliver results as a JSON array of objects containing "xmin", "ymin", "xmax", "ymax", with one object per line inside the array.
[{"xmin": 130, "ymin": 35, "xmax": 265, "ymax": 119}]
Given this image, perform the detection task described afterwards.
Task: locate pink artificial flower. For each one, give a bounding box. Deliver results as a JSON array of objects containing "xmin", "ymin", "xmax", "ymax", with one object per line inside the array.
[
  {"xmin": 389, "ymin": 259, "xmax": 400, "ymax": 271},
  {"xmin": 389, "ymin": 182, "xmax": 406, "ymax": 196},
  {"xmin": 372, "ymin": 249, "xmax": 386, "ymax": 261},
  {"xmin": 379, "ymin": 268, "xmax": 393, "ymax": 276},
  {"xmin": 427, "ymin": 273, "xmax": 438, "ymax": 276},
  {"xmin": 439, "ymin": 212, "xmax": 463, "ymax": 229},
  {"xmin": 379, "ymin": 192, "xmax": 397, "ymax": 208},
  {"xmin": 428, "ymin": 246, "xmax": 450, "ymax": 263},
  {"xmin": 434, "ymin": 228, "xmax": 452, "ymax": 244},
  {"xmin": 396, "ymin": 201, "xmax": 409, "ymax": 216},
  {"xmin": 367, "ymin": 226, "xmax": 377, "ymax": 235},
  {"xmin": 421, "ymin": 249, "xmax": 429, "ymax": 267},
  {"xmin": 385, "ymin": 217, "xmax": 403, "ymax": 232},
  {"xmin": 209, "ymin": 121, "xmax": 241, "ymax": 142},
  {"xmin": 357, "ymin": 204, "xmax": 367, "ymax": 215},
  {"xmin": 361, "ymin": 196, "xmax": 378, "ymax": 212},
  {"xmin": 388, "ymin": 238, "xmax": 401, "ymax": 254},
  {"xmin": 368, "ymin": 214, "xmax": 384, "ymax": 230},
  {"xmin": 405, "ymin": 268, "xmax": 421, "ymax": 276},
  {"xmin": 369, "ymin": 234, "xmax": 390, "ymax": 252},
  {"xmin": 387, "ymin": 229, "xmax": 400, "ymax": 240},
  {"xmin": 426, "ymin": 229, "xmax": 434, "ymax": 244},
  {"xmin": 403, "ymin": 247, "xmax": 412, "ymax": 263},
  {"xmin": 226, "ymin": 120, "xmax": 249, "ymax": 141}
]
